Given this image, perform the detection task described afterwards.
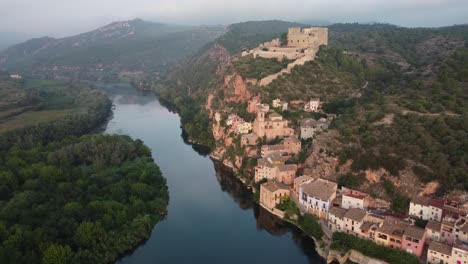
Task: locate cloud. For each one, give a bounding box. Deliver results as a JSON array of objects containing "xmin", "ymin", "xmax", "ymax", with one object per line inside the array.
[{"xmin": 0, "ymin": 0, "xmax": 467, "ymax": 36}]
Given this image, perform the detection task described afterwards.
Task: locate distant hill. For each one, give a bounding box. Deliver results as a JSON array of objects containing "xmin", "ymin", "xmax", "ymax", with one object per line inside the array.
[
  {"xmin": 0, "ymin": 18, "xmax": 225, "ymax": 80},
  {"xmin": 0, "ymin": 32, "xmax": 33, "ymax": 52}
]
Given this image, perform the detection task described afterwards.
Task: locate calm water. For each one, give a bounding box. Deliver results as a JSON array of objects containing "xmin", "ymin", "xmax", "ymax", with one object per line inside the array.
[{"xmin": 97, "ymin": 83, "xmax": 324, "ymax": 264}]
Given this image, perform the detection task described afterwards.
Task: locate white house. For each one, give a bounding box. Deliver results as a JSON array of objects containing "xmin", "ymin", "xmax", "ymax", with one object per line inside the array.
[
  {"xmin": 299, "ymin": 178, "xmax": 337, "ymax": 219},
  {"xmin": 304, "ymin": 98, "xmax": 320, "ymax": 112},
  {"xmin": 409, "ymin": 196, "xmax": 444, "ymax": 222},
  {"xmin": 342, "ymin": 188, "xmax": 370, "ymax": 210}
]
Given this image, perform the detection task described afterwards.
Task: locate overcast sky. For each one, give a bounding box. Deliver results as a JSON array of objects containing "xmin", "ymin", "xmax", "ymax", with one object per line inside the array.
[{"xmin": 1, "ymin": 0, "xmax": 468, "ymax": 37}]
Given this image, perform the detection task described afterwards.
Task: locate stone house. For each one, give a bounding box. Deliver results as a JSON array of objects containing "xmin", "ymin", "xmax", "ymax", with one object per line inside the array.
[
  {"xmin": 292, "ymin": 175, "xmax": 314, "ymax": 198},
  {"xmin": 260, "ymin": 136, "xmax": 301, "ymax": 157},
  {"xmin": 299, "ymin": 178, "xmax": 337, "ymax": 219},
  {"xmin": 260, "ymin": 181, "xmax": 290, "ymax": 210},
  {"xmin": 300, "ymin": 118, "xmax": 329, "ymax": 139},
  {"xmin": 427, "ymin": 241, "xmax": 453, "ymax": 264},
  {"xmin": 252, "ymin": 110, "xmax": 294, "ymax": 140},
  {"xmin": 282, "ymin": 136, "xmax": 301, "ymax": 154},
  {"xmin": 341, "ymin": 188, "xmax": 370, "ymax": 210},
  {"xmin": 254, "ymin": 154, "xmax": 296, "ymax": 185},
  {"xmin": 276, "ymin": 164, "xmax": 297, "ymax": 185},
  {"xmin": 402, "ymin": 226, "xmax": 427, "ymax": 257}
]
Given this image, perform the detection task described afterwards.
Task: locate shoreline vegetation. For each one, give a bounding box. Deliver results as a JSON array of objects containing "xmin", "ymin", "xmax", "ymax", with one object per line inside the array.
[{"xmin": 0, "ymin": 77, "xmax": 170, "ymax": 264}]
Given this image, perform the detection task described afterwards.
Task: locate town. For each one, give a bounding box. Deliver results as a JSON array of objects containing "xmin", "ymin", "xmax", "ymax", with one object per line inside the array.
[{"xmin": 209, "ymin": 26, "xmax": 468, "ymax": 264}]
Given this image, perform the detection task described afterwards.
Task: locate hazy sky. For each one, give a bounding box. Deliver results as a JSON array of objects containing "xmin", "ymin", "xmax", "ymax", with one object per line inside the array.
[{"xmin": 1, "ymin": 0, "xmax": 468, "ymax": 37}]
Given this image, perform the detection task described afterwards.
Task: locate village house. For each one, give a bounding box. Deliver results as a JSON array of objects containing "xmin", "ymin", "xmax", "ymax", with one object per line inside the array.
[
  {"xmin": 442, "ymin": 220, "xmax": 456, "ymax": 245},
  {"xmin": 328, "ymin": 207, "xmax": 347, "ymax": 233},
  {"xmin": 300, "ymin": 118, "xmax": 329, "ymax": 140},
  {"xmin": 455, "ymin": 217, "xmax": 468, "ymax": 243},
  {"xmin": 259, "ymin": 180, "xmax": 290, "ymax": 210},
  {"xmin": 9, "ymin": 74, "xmax": 22, "ymax": 79},
  {"xmin": 299, "ymin": 178, "xmax": 337, "ymax": 219},
  {"xmin": 402, "ymin": 226, "xmax": 427, "ymax": 257},
  {"xmin": 276, "ymin": 164, "xmax": 298, "ymax": 185},
  {"xmin": 427, "ymin": 241, "xmax": 453, "ymax": 264},
  {"xmin": 272, "ymin": 98, "xmax": 282, "ymax": 108},
  {"xmin": 292, "ymin": 175, "xmax": 314, "ymax": 198},
  {"xmin": 409, "ymin": 196, "xmax": 444, "ymax": 222},
  {"xmin": 341, "ymin": 188, "xmax": 370, "ymax": 210},
  {"xmin": 226, "ymin": 114, "xmax": 243, "ymax": 126},
  {"xmin": 236, "ymin": 121, "xmax": 252, "ymax": 134},
  {"xmin": 452, "ymin": 239, "xmax": 468, "ymax": 264},
  {"xmin": 261, "ymin": 136, "xmax": 301, "ymax": 157},
  {"xmin": 343, "ymin": 208, "xmax": 367, "ymax": 237},
  {"xmin": 252, "ymin": 110, "xmax": 294, "ymax": 140},
  {"xmin": 426, "ymin": 220, "xmax": 442, "ymax": 242},
  {"xmin": 304, "ymin": 98, "xmax": 320, "ymax": 112},
  {"xmin": 254, "ymin": 153, "xmax": 297, "ymax": 185},
  {"xmin": 360, "ymin": 214, "xmax": 385, "ymax": 241},
  {"xmin": 375, "ymin": 216, "xmax": 409, "ymax": 249}
]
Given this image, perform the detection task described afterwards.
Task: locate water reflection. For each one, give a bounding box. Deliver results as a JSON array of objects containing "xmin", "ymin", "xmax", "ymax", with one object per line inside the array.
[{"xmin": 213, "ymin": 161, "xmax": 325, "ymax": 263}]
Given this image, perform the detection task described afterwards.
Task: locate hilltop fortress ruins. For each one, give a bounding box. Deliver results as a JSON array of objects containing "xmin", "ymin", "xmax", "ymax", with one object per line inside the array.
[
  {"xmin": 242, "ymin": 27, "xmax": 328, "ymax": 86},
  {"xmin": 242, "ymin": 27, "xmax": 328, "ymax": 61}
]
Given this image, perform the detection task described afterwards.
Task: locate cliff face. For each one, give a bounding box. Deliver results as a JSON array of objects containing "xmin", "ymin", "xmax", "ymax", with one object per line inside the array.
[{"xmin": 224, "ymin": 74, "xmax": 251, "ymax": 103}]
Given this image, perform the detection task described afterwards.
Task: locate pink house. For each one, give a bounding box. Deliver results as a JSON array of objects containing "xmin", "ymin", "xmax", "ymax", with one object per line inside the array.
[{"xmin": 402, "ymin": 226, "xmax": 427, "ymax": 257}]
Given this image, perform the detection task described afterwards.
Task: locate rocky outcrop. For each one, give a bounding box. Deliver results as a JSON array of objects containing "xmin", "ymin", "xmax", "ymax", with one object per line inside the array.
[{"xmin": 224, "ymin": 73, "xmax": 252, "ymax": 103}]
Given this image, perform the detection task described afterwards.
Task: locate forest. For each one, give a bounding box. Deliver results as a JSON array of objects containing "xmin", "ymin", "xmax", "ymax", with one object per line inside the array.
[
  {"xmin": 0, "ymin": 134, "xmax": 169, "ymax": 264},
  {"xmin": 0, "ymin": 78, "xmax": 111, "ymax": 150}
]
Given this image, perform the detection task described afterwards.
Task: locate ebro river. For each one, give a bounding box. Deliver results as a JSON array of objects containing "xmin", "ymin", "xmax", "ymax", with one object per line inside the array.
[{"xmin": 97, "ymin": 83, "xmax": 324, "ymax": 264}]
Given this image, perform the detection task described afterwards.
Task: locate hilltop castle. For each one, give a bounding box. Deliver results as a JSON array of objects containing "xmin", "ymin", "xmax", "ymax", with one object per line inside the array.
[{"xmin": 242, "ymin": 27, "xmax": 328, "ymax": 61}]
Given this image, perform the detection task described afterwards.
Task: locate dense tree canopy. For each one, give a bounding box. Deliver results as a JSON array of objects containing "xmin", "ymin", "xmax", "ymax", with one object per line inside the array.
[{"xmin": 0, "ymin": 135, "xmax": 169, "ymax": 264}]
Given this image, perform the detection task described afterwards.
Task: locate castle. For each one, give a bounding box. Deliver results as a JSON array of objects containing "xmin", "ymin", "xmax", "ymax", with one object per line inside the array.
[{"xmin": 242, "ymin": 27, "xmax": 328, "ymax": 61}]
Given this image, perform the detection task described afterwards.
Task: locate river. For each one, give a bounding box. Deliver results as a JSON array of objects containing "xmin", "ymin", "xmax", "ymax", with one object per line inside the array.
[{"xmin": 97, "ymin": 83, "xmax": 324, "ymax": 264}]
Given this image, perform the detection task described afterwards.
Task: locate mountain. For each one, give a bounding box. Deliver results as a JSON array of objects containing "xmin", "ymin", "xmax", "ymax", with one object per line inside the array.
[
  {"xmin": 0, "ymin": 32, "xmax": 34, "ymax": 52},
  {"xmin": 0, "ymin": 18, "xmax": 225, "ymax": 80},
  {"xmin": 155, "ymin": 20, "xmax": 468, "ymax": 199}
]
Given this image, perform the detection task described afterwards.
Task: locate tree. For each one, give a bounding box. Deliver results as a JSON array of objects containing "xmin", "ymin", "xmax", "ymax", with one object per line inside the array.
[{"xmin": 42, "ymin": 244, "xmax": 73, "ymax": 264}]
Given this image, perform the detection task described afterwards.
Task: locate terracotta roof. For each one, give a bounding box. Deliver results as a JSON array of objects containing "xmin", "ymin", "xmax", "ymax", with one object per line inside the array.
[
  {"xmin": 404, "ymin": 226, "xmax": 426, "ymax": 240},
  {"xmin": 429, "ymin": 198, "xmax": 445, "ymax": 209},
  {"xmin": 360, "ymin": 221, "xmax": 374, "ymax": 232},
  {"xmin": 329, "ymin": 207, "xmax": 347, "ymax": 219},
  {"xmin": 378, "ymin": 216, "xmax": 409, "ymax": 237},
  {"xmin": 344, "ymin": 208, "xmax": 367, "ymax": 222},
  {"xmin": 429, "ymin": 241, "xmax": 452, "ymax": 256},
  {"xmin": 301, "ymin": 179, "xmax": 337, "ymax": 201},
  {"xmin": 411, "ymin": 196, "xmax": 431, "ymax": 206},
  {"xmin": 261, "ymin": 180, "xmax": 289, "ymax": 193},
  {"xmin": 426, "ymin": 220, "xmax": 441, "ymax": 232},
  {"xmin": 294, "ymin": 175, "xmax": 313, "ymax": 184},
  {"xmin": 343, "ymin": 189, "xmax": 369, "ymax": 200}
]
